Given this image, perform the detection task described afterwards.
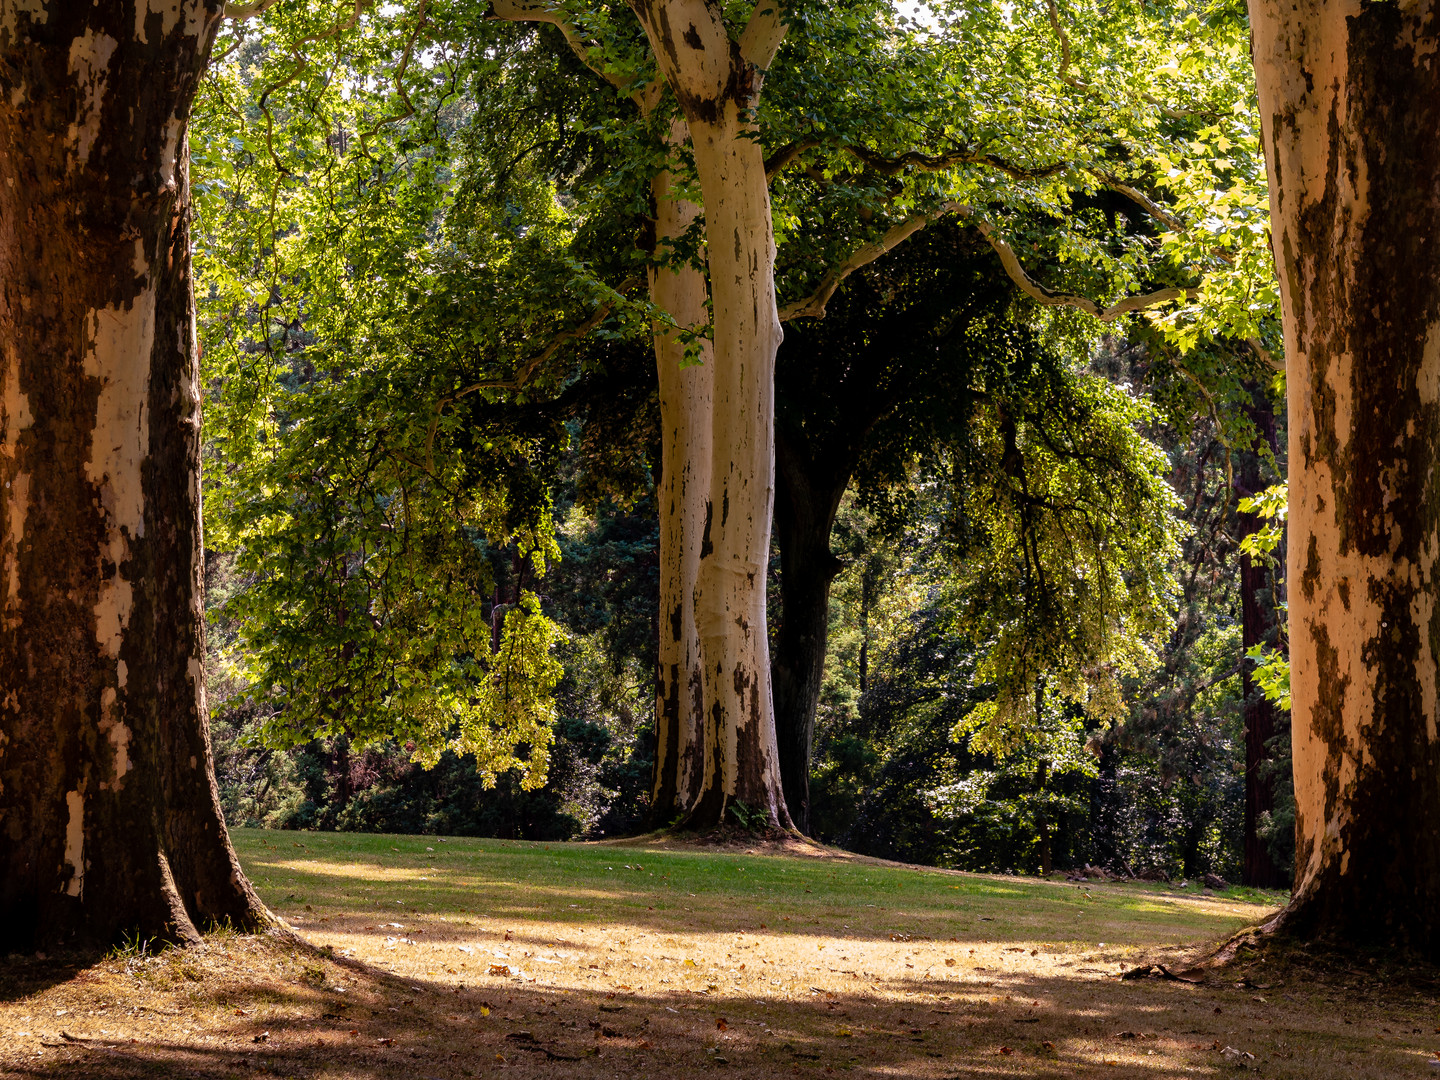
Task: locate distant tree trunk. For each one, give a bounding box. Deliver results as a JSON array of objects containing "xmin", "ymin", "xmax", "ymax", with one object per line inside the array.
[
  {"xmin": 1251, "ymin": 0, "xmax": 1440, "ymax": 950},
  {"xmin": 1236, "ymin": 395, "xmax": 1286, "ymax": 889},
  {"xmin": 772, "ymin": 431, "xmax": 847, "ymax": 834},
  {"xmin": 0, "ymin": 0, "xmax": 270, "ymax": 948},
  {"xmin": 647, "ymin": 122, "xmax": 711, "ymax": 827},
  {"xmin": 634, "ymin": 0, "xmax": 792, "ymax": 831},
  {"xmin": 1036, "ymin": 760, "xmax": 1052, "ymax": 877}
]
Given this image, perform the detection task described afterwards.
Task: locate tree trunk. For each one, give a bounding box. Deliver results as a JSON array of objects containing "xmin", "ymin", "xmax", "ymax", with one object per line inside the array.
[
  {"xmin": 647, "ymin": 120, "xmax": 712, "ymax": 827},
  {"xmin": 0, "ymin": 1, "xmax": 270, "ymax": 948},
  {"xmin": 1236, "ymin": 396, "xmax": 1286, "ymax": 889},
  {"xmin": 1251, "ymin": 0, "xmax": 1440, "ymax": 951},
  {"xmin": 634, "ymin": 0, "xmax": 792, "ymax": 831},
  {"xmin": 1036, "ymin": 760, "xmax": 1052, "ymax": 877},
  {"xmin": 772, "ymin": 431, "xmax": 846, "ymax": 834}
]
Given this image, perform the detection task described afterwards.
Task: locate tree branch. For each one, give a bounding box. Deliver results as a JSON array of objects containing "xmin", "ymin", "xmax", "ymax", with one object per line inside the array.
[
  {"xmin": 764, "ymin": 139, "xmax": 818, "ymax": 181},
  {"xmin": 962, "ymin": 209, "xmax": 1196, "ymax": 321},
  {"xmin": 224, "ymin": 0, "xmax": 283, "ymax": 18},
  {"xmin": 738, "ymin": 2, "xmax": 787, "ymax": 70},
  {"xmin": 781, "ymin": 199, "xmax": 1197, "ymax": 324},
  {"xmin": 1247, "ymin": 337, "xmax": 1282, "ymax": 372},
  {"xmin": 778, "ymin": 207, "xmax": 959, "ymax": 320},
  {"xmin": 843, "ymin": 143, "xmax": 1069, "ymax": 181},
  {"xmin": 1045, "ymin": 0, "xmax": 1084, "ymax": 89},
  {"xmin": 487, "ymin": 0, "xmax": 632, "ymax": 96}
]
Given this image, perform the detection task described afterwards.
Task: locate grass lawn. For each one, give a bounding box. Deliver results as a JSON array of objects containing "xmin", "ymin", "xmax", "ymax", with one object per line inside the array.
[{"xmin": 0, "ymin": 828, "xmax": 1432, "ymax": 1079}]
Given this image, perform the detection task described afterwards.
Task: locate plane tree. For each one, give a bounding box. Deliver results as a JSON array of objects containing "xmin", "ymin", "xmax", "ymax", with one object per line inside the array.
[
  {"xmin": 0, "ymin": 0, "xmax": 289, "ymax": 948},
  {"xmin": 1249, "ymin": 0, "xmax": 1440, "ymax": 953}
]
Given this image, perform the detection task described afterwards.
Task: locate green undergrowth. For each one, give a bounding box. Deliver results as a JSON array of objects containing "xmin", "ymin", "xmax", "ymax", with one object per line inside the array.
[{"xmin": 231, "ymin": 828, "xmax": 1285, "ymax": 948}]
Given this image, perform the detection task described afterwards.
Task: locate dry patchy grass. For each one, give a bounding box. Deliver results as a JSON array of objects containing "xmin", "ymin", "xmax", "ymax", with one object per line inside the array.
[{"xmin": 0, "ymin": 828, "xmax": 1435, "ymax": 1079}]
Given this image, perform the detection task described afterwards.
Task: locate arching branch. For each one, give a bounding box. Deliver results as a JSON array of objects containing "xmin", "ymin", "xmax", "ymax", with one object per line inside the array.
[
  {"xmin": 778, "ymin": 207, "xmax": 956, "ymax": 320},
  {"xmin": 780, "ymin": 201, "xmax": 1196, "ymax": 325},
  {"xmin": 487, "ymin": 0, "xmax": 636, "ymax": 97},
  {"xmin": 968, "ymin": 211, "xmax": 1195, "ymax": 320}
]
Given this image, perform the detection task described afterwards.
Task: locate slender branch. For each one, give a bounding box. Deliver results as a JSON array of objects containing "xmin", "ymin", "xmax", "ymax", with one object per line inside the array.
[
  {"xmin": 487, "ymin": 0, "xmax": 632, "ymax": 96},
  {"xmin": 1097, "ymin": 174, "xmax": 1185, "ymax": 232},
  {"xmin": 778, "ymin": 207, "xmax": 958, "ymax": 321},
  {"xmin": 781, "ymin": 200, "xmax": 1198, "ymax": 324},
  {"xmin": 224, "ymin": 0, "xmax": 283, "ymax": 18},
  {"xmin": 1045, "ymin": 0, "xmax": 1084, "ymax": 88},
  {"xmin": 423, "ymin": 277, "xmax": 642, "ymax": 469},
  {"xmin": 843, "ymin": 143, "xmax": 1069, "ymax": 181},
  {"xmin": 962, "ymin": 209, "xmax": 1197, "ymax": 321},
  {"xmin": 1247, "ymin": 337, "xmax": 1282, "ymax": 372},
  {"xmin": 356, "ymin": 0, "xmax": 430, "ymax": 149},
  {"xmin": 738, "ymin": 2, "xmax": 787, "ymax": 70},
  {"xmin": 764, "ymin": 139, "xmax": 818, "ymax": 180}
]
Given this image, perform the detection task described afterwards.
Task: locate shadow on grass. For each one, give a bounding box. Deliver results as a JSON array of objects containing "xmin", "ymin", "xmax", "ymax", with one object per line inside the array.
[
  {"xmin": 2, "ymin": 934, "xmax": 1428, "ymax": 1080},
  {"xmin": 0, "ymin": 952, "xmax": 98, "ymax": 1003},
  {"xmin": 241, "ymin": 850, "xmax": 1274, "ymax": 951}
]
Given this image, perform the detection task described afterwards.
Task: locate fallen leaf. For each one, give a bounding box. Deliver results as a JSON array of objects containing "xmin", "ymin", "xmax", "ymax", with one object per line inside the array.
[
  {"xmin": 999, "ymin": 1046, "xmax": 1013, "ymax": 1055},
  {"xmin": 377, "ymin": 1037, "xmax": 394, "ymax": 1047},
  {"xmin": 1042, "ymin": 1041, "xmax": 1055, "ymax": 1051},
  {"xmin": 253, "ymin": 1032, "xmax": 269, "ymax": 1043},
  {"xmin": 716, "ymin": 1019, "xmax": 729, "ymax": 1031},
  {"xmin": 489, "ymin": 964, "xmax": 511, "ymax": 977}
]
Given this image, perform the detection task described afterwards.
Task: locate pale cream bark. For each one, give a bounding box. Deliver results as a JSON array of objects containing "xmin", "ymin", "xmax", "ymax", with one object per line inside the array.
[
  {"xmin": 649, "ymin": 119, "xmax": 711, "ymax": 822},
  {"xmin": 632, "ymin": 0, "xmax": 792, "ymax": 829}
]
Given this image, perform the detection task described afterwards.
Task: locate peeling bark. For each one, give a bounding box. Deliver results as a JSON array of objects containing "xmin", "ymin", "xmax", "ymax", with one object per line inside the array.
[
  {"xmin": 632, "ymin": 0, "xmax": 792, "ymax": 831},
  {"xmin": 0, "ymin": 0, "xmax": 270, "ymax": 947},
  {"xmin": 1251, "ymin": 0, "xmax": 1440, "ymax": 951},
  {"xmin": 647, "ymin": 119, "xmax": 711, "ymax": 826}
]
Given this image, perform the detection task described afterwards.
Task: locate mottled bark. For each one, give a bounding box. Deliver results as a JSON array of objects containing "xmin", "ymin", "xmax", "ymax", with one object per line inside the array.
[
  {"xmin": 771, "ymin": 431, "xmax": 846, "ymax": 835},
  {"xmin": 0, "ymin": 0, "xmax": 269, "ymax": 948},
  {"xmin": 1236, "ymin": 397, "xmax": 1286, "ymax": 889},
  {"xmin": 647, "ymin": 121, "xmax": 711, "ymax": 826},
  {"xmin": 632, "ymin": 0, "xmax": 792, "ymax": 831},
  {"xmin": 1251, "ymin": 0, "xmax": 1440, "ymax": 951}
]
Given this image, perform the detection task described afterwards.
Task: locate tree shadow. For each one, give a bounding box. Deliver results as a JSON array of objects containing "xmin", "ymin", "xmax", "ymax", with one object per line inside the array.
[{"xmin": 1, "ymin": 934, "xmax": 1428, "ymax": 1079}]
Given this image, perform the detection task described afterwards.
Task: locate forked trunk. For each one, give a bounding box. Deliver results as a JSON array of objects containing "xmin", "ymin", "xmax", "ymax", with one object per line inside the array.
[
  {"xmin": 0, "ymin": 1, "xmax": 270, "ymax": 948},
  {"xmin": 1251, "ymin": 0, "xmax": 1440, "ymax": 951},
  {"xmin": 634, "ymin": 0, "xmax": 792, "ymax": 831},
  {"xmin": 648, "ymin": 123, "xmax": 711, "ymax": 826}
]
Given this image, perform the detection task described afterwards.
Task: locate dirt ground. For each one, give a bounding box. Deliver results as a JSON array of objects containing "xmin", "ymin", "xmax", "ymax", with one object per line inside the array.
[{"xmin": 1, "ymin": 835, "xmax": 1436, "ymax": 1079}]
